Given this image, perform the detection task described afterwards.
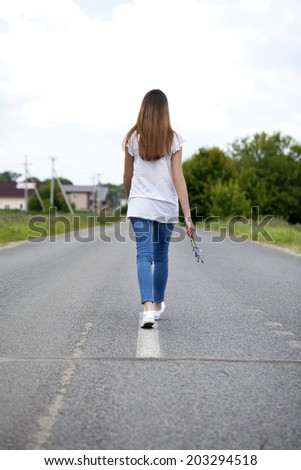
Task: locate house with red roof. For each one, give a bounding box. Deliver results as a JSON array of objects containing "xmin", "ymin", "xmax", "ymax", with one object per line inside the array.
[
  {"xmin": 0, "ymin": 182, "xmax": 38, "ymax": 210},
  {"xmin": 0, "ymin": 182, "xmax": 108, "ymax": 211}
]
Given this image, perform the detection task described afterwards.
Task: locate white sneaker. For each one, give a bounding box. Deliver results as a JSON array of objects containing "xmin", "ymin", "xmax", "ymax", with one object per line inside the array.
[
  {"xmin": 141, "ymin": 311, "xmax": 155, "ymax": 328},
  {"xmin": 153, "ymin": 301, "xmax": 166, "ymax": 321}
]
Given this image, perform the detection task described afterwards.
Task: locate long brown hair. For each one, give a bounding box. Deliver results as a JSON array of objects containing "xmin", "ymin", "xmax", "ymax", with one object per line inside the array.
[{"xmin": 126, "ymin": 89, "xmax": 174, "ymax": 161}]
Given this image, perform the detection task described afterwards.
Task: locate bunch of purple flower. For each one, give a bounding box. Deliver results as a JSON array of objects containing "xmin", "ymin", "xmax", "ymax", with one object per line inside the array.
[{"xmin": 190, "ymin": 237, "xmax": 204, "ymax": 263}]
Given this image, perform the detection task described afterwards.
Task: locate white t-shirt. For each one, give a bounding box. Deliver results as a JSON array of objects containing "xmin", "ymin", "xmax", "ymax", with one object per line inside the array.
[{"xmin": 123, "ymin": 131, "xmax": 184, "ymax": 223}]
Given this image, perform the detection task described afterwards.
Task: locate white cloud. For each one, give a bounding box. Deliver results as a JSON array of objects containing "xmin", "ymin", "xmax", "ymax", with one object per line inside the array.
[
  {"xmin": 240, "ymin": 0, "xmax": 272, "ymax": 13},
  {"xmin": 0, "ymin": 0, "xmax": 300, "ymax": 184},
  {"xmin": 0, "ymin": 0, "xmax": 251, "ymax": 129}
]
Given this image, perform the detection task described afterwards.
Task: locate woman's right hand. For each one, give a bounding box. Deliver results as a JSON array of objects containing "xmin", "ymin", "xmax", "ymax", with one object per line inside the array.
[{"xmin": 185, "ymin": 218, "xmax": 196, "ymax": 238}]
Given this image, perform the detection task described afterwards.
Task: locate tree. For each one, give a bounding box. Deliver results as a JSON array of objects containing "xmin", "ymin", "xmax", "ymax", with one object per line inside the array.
[
  {"xmin": 210, "ymin": 179, "xmax": 250, "ymax": 218},
  {"xmin": 27, "ymin": 176, "xmax": 41, "ymax": 183},
  {"xmin": 182, "ymin": 147, "xmax": 237, "ymax": 220},
  {"xmin": 57, "ymin": 177, "xmax": 73, "ymax": 185},
  {"xmin": 28, "ymin": 181, "xmax": 70, "ymax": 212},
  {"xmin": 43, "ymin": 177, "xmax": 73, "ymax": 185},
  {"xmin": 0, "ymin": 171, "xmax": 22, "ymax": 182},
  {"xmin": 105, "ymin": 183, "xmax": 125, "ymax": 208},
  {"xmin": 229, "ymin": 132, "xmax": 301, "ymax": 223}
]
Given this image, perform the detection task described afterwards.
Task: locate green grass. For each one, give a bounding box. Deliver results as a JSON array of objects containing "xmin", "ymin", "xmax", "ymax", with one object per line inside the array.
[
  {"xmin": 0, "ymin": 211, "xmax": 33, "ymax": 244},
  {"xmin": 0, "ymin": 209, "xmax": 122, "ymax": 244},
  {"xmin": 1, "ymin": 210, "xmax": 301, "ymax": 254},
  {"xmin": 197, "ymin": 216, "xmax": 301, "ymax": 254}
]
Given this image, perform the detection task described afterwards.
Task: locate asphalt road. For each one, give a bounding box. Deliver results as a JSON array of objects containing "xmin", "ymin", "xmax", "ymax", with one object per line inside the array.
[{"xmin": 0, "ymin": 221, "xmax": 301, "ymax": 450}]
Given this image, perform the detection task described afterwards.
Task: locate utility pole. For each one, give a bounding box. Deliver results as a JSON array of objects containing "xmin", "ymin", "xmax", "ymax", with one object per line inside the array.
[
  {"xmin": 28, "ymin": 168, "xmax": 46, "ymax": 212},
  {"xmin": 22, "ymin": 155, "xmax": 31, "ymax": 211},
  {"xmin": 49, "ymin": 156, "xmax": 57, "ymax": 207},
  {"xmin": 54, "ymin": 170, "xmax": 74, "ymax": 215},
  {"xmin": 24, "ymin": 155, "xmax": 28, "ymax": 211},
  {"xmin": 91, "ymin": 173, "xmax": 96, "ymax": 211},
  {"xmin": 96, "ymin": 172, "xmax": 102, "ymax": 212}
]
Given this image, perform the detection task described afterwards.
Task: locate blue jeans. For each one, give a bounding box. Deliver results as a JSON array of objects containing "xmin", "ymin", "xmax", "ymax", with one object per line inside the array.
[{"xmin": 131, "ymin": 218, "xmax": 175, "ymax": 304}]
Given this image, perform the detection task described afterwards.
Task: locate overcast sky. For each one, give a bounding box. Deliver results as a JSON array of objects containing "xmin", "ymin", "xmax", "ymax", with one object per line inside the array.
[{"xmin": 0, "ymin": 0, "xmax": 300, "ymax": 185}]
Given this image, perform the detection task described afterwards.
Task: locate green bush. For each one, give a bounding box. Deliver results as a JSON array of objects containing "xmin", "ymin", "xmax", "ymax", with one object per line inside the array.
[
  {"xmin": 28, "ymin": 181, "xmax": 70, "ymax": 212},
  {"xmin": 210, "ymin": 179, "xmax": 250, "ymax": 218},
  {"xmin": 183, "ymin": 146, "xmax": 236, "ymax": 220},
  {"xmin": 183, "ymin": 132, "xmax": 301, "ymax": 224},
  {"xmin": 229, "ymin": 132, "xmax": 301, "ymax": 223}
]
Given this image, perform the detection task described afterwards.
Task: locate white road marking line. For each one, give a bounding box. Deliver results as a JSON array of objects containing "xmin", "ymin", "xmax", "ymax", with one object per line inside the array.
[
  {"xmin": 265, "ymin": 321, "xmax": 283, "ymax": 327},
  {"xmin": 26, "ymin": 321, "xmax": 93, "ymax": 449},
  {"xmin": 273, "ymin": 330, "xmax": 295, "ymax": 337},
  {"xmin": 136, "ymin": 313, "xmax": 161, "ymax": 358}
]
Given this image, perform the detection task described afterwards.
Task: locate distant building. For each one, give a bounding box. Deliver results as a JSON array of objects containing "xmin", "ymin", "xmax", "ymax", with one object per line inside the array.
[
  {"xmin": 0, "ymin": 182, "xmax": 38, "ymax": 210},
  {"xmin": 62, "ymin": 185, "xmax": 108, "ymax": 211},
  {"xmin": 0, "ymin": 182, "xmax": 108, "ymax": 212}
]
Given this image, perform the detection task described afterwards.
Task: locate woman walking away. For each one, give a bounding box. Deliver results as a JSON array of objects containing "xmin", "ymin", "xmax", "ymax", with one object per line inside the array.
[{"xmin": 123, "ymin": 89, "xmax": 195, "ymax": 328}]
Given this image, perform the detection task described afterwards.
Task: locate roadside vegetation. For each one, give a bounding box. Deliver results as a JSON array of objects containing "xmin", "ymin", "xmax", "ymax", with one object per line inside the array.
[
  {"xmin": 1, "ymin": 131, "xmax": 300, "ymax": 252},
  {"xmin": 196, "ymin": 216, "xmax": 301, "ymax": 254},
  {"xmin": 0, "ymin": 210, "xmax": 122, "ymax": 245},
  {"xmin": 183, "ymin": 132, "xmax": 301, "ymax": 225},
  {"xmin": 182, "ymin": 131, "xmax": 301, "ymax": 254}
]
